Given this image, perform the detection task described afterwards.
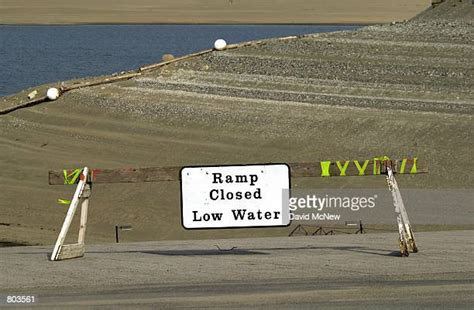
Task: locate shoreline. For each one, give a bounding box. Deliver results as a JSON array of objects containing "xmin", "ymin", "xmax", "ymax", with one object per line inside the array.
[{"xmin": 0, "ymin": 25, "xmax": 362, "ymax": 100}]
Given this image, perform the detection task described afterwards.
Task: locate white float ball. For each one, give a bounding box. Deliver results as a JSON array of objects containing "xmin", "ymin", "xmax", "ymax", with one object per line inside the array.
[
  {"xmin": 46, "ymin": 88, "xmax": 60, "ymax": 101},
  {"xmin": 214, "ymin": 39, "xmax": 227, "ymax": 51}
]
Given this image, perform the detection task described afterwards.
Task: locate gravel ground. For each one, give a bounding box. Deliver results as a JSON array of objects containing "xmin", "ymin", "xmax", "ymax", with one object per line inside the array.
[{"xmin": 133, "ymin": 0, "xmax": 473, "ymax": 115}]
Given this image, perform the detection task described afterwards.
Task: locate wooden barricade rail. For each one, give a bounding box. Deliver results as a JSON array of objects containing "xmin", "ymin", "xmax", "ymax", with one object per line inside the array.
[{"xmin": 49, "ymin": 158, "xmax": 426, "ymax": 185}]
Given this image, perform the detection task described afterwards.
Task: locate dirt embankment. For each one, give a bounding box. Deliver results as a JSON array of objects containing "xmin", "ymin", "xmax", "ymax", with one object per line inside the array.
[
  {"xmin": 0, "ymin": 0, "xmax": 472, "ymax": 246},
  {"xmin": 0, "ymin": 0, "xmax": 430, "ymax": 25}
]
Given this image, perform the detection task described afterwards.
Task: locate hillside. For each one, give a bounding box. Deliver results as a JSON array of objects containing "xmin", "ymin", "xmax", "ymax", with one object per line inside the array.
[
  {"xmin": 0, "ymin": 0, "xmax": 430, "ymax": 24},
  {"xmin": 0, "ymin": 0, "xmax": 473, "ymax": 246}
]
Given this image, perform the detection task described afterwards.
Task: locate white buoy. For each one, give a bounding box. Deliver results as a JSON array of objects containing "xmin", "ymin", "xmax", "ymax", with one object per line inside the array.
[
  {"xmin": 214, "ymin": 39, "xmax": 227, "ymax": 51},
  {"xmin": 46, "ymin": 88, "xmax": 60, "ymax": 101}
]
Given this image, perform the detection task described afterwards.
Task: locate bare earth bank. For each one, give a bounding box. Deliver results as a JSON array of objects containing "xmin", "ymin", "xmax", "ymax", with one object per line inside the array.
[{"xmin": 0, "ymin": 0, "xmax": 431, "ymax": 24}]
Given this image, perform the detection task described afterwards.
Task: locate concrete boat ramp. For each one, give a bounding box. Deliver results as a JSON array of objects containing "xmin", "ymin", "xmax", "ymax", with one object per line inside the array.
[{"xmin": 1, "ymin": 230, "xmax": 473, "ymax": 308}]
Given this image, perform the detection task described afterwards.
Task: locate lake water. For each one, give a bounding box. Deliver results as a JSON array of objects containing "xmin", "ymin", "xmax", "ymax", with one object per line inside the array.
[{"xmin": 0, "ymin": 25, "xmax": 360, "ymax": 97}]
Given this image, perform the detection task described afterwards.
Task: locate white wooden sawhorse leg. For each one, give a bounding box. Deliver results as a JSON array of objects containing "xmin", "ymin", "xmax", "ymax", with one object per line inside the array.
[
  {"xmin": 77, "ymin": 183, "xmax": 90, "ymax": 245},
  {"xmin": 50, "ymin": 167, "xmax": 91, "ymax": 261},
  {"xmin": 386, "ymin": 166, "xmax": 418, "ymax": 256}
]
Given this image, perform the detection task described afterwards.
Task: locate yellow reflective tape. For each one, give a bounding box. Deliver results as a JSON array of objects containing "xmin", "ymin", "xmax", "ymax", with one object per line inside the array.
[
  {"xmin": 373, "ymin": 159, "xmax": 379, "ymax": 175},
  {"xmin": 410, "ymin": 157, "xmax": 418, "ymax": 174},
  {"xmin": 354, "ymin": 160, "xmax": 369, "ymax": 176},
  {"xmin": 320, "ymin": 161, "xmax": 331, "ymax": 177},
  {"xmin": 63, "ymin": 169, "xmax": 82, "ymax": 185},
  {"xmin": 57, "ymin": 199, "xmax": 71, "ymax": 205},
  {"xmin": 68, "ymin": 169, "xmax": 81, "ymax": 184},
  {"xmin": 336, "ymin": 160, "xmax": 350, "ymax": 176},
  {"xmin": 399, "ymin": 158, "xmax": 407, "ymax": 173}
]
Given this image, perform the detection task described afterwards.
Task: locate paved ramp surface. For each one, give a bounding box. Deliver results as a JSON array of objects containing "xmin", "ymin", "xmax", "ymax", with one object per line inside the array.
[{"xmin": 1, "ymin": 231, "xmax": 473, "ymax": 308}]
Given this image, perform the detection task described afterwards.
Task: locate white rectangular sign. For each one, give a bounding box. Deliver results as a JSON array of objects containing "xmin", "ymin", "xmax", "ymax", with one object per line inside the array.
[{"xmin": 180, "ymin": 164, "xmax": 291, "ymax": 229}]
